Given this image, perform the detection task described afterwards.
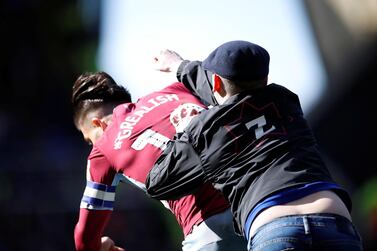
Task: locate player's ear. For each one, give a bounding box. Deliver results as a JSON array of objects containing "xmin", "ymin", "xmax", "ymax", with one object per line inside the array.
[
  {"xmin": 91, "ymin": 117, "xmax": 107, "ymax": 131},
  {"xmin": 212, "ymin": 74, "xmax": 222, "ymax": 93}
]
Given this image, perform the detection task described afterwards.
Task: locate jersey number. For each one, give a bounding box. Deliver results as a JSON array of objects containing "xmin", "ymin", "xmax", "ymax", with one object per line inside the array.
[
  {"xmin": 131, "ymin": 129, "xmax": 170, "ymax": 151},
  {"xmin": 245, "ymin": 115, "xmax": 276, "ymax": 139}
]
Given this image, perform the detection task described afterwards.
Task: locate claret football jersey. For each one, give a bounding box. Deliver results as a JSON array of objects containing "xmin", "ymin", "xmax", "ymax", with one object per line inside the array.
[{"xmin": 80, "ymin": 82, "xmax": 229, "ymax": 236}]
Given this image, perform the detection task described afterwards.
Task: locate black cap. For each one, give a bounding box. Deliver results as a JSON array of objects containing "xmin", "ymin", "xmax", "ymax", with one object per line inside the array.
[{"xmin": 202, "ymin": 40, "xmax": 270, "ymax": 81}]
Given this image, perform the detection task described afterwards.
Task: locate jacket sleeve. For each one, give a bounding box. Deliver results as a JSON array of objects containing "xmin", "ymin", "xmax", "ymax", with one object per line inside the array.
[
  {"xmin": 145, "ymin": 132, "xmax": 205, "ymax": 200},
  {"xmin": 177, "ymin": 60, "xmax": 218, "ymax": 107}
]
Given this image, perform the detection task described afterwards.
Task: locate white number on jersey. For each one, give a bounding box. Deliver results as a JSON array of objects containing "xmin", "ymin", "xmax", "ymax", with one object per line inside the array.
[
  {"xmin": 131, "ymin": 129, "xmax": 170, "ymax": 151},
  {"xmin": 245, "ymin": 115, "xmax": 276, "ymax": 139}
]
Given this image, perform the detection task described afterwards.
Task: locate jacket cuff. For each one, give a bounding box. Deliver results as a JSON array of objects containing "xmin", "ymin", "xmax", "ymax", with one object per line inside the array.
[{"xmin": 176, "ymin": 60, "xmax": 191, "ymax": 81}]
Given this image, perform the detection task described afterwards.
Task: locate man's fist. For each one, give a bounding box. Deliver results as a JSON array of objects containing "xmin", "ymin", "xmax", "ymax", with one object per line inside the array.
[{"xmin": 153, "ymin": 49, "xmax": 184, "ymax": 72}]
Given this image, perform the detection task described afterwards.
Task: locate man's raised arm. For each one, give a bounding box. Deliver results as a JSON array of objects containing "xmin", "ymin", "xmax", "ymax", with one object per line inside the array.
[{"xmin": 153, "ymin": 49, "xmax": 217, "ymax": 107}]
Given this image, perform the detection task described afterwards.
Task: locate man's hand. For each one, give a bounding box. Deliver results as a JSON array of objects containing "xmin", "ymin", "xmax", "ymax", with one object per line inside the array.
[
  {"xmin": 153, "ymin": 49, "xmax": 184, "ymax": 73},
  {"xmin": 100, "ymin": 236, "xmax": 125, "ymax": 251}
]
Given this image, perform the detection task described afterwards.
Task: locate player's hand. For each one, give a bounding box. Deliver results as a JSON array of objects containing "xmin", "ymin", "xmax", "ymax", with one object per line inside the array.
[
  {"xmin": 153, "ymin": 49, "xmax": 184, "ymax": 72},
  {"xmin": 100, "ymin": 236, "xmax": 126, "ymax": 251}
]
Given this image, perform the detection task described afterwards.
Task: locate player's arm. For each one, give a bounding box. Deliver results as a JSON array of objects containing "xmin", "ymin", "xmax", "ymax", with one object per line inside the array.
[
  {"xmin": 75, "ymin": 208, "xmax": 125, "ymax": 251},
  {"xmin": 153, "ymin": 49, "xmax": 217, "ymax": 106},
  {"xmin": 74, "ymin": 208, "xmax": 111, "ymax": 250},
  {"xmin": 146, "ymin": 131, "xmax": 205, "ymax": 200},
  {"xmin": 75, "ymin": 147, "xmax": 125, "ymax": 251},
  {"xmin": 74, "ymin": 178, "xmax": 124, "ymax": 251}
]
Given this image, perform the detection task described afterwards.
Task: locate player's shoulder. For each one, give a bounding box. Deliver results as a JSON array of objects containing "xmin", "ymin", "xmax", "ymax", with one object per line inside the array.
[
  {"xmin": 160, "ymin": 82, "xmax": 190, "ymax": 94},
  {"xmin": 132, "ymin": 82, "xmax": 189, "ymax": 102},
  {"xmin": 112, "ymin": 102, "xmax": 135, "ymax": 116}
]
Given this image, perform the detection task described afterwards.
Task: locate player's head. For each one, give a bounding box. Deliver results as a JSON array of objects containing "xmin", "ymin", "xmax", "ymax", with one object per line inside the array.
[
  {"xmin": 72, "ymin": 71, "xmax": 131, "ymax": 145},
  {"xmin": 202, "ymin": 40, "xmax": 270, "ymax": 104}
]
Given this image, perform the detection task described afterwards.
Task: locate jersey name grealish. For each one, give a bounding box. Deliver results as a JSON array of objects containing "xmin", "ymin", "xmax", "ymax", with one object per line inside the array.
[
  {"xmin": 81, "ymin": 82, "xmax": 230, "ymax": 236},
  {"xmin": 114, "ymin": 94, "xmax": 179, "ymax": 149}
]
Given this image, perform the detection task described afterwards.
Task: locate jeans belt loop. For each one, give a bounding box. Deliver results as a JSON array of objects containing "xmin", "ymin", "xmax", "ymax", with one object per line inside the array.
[{"xmin": 303, "ymin": 216, "xmax": 310, "ymax": 235}]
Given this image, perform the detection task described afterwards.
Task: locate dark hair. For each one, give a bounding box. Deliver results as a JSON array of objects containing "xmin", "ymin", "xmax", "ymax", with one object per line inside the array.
[{"xmin": 72, "ymin": 71, "xmax": 131, "ymax": 128}]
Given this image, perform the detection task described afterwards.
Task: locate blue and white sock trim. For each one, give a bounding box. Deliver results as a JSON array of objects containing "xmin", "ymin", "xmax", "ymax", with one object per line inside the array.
[{"xmin": 80, "ymin": 181, "xmax": 116, "ymax": 210}]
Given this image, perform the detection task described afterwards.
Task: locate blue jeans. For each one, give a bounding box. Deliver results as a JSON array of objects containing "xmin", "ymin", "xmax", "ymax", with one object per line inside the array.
[
  {"xmin": 182, "ymin": 208, "xmax": 247, "ymax": 251},
  {"xmin": 248, "ymin": 213, "xmax": 362, "ymax": 251}
]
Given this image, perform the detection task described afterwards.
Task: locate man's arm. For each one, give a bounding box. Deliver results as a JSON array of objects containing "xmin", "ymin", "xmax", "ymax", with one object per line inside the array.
[
  {"xmin": 146, "ymin": 132, "xmax": 206, "ymax": 200},
  {"xmin": 153, "ymin": 49, "xmax": 217, "ymax": 107}
]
